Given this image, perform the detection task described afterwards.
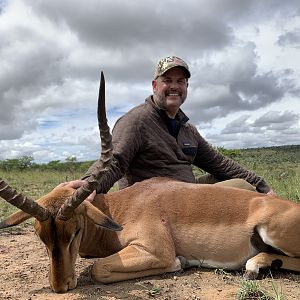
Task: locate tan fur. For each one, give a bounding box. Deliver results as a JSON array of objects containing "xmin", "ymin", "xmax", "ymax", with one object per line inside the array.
[{"xmin": 2, "ymin": 177, "xmax": 300, "ymax": 292}]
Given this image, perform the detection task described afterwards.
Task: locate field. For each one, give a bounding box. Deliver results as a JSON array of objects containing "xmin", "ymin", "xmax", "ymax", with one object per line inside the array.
[{"xmin": 0, "ymin": 145, "xmax": 300, "ymax": 299}]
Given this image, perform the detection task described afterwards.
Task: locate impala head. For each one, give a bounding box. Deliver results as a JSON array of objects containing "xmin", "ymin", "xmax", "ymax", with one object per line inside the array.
[
  {"xmin": 0, "ymin": 72, "xmax": 121, "ymax": 293},
  {"xmin": 41, "ymin": 186, "xmax": 121, "ymax": 292}
]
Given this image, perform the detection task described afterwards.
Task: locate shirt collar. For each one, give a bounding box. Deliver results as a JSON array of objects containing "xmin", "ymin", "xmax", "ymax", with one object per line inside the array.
[{"xmin": 146, "ymin": 95, "xmax": 189, "ymax": 124}]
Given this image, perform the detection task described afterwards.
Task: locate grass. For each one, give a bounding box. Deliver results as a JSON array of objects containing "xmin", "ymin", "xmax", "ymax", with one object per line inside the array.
[
  {"xmin": 0, "ymin": 169, "xmax": 83, "ymax": 218},
  {"xmin": 1, "ymin": 147, "xmax": 299, "ymax": 217},
  {"xmin": 235, "ymin": 146, "xmax": 300, "ymax": 201},
  {"xmin": 237, "ymin": 279, "xmax": 285, "ymax": 300},
  {"xmin": 237, "ymin": 280, "xmax": 273, "ymax": 300},
  {"xmin": 237, "ymin": 163, "xmax": 300, "ymax": 201},
  {"xmin": 0, "ymin": 147, "xmax": 299, "ymax": 299},
  {"xmin": 136, "ymin": 282, "xmax": 162, "ymax": 297}
]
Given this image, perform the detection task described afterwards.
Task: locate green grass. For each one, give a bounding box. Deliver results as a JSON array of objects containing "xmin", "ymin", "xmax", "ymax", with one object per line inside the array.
[
  {"xmin": 0, "ymin": 169, "xmax": 83, "ymax": 218},
  {"xmin": 237, "ymin": 164, "xmax": 299, "ymax": 201},
  {"xmin": 1, "ymin": 147, "xmax": 298, "ymax": 299},
  {"xmin": 237, "ymin": 279, "xmax": 285, "ymax": 300},
  {"xmin": 237, "ymin": 280, "xmax": 272, "ymax": 300},
  {"xmin": 1, "ymin": 145, "xmax": 300, "ymax": 218},
  {"xmin": 236, "ymin": 145, "xmax": 300, "ymax": 201}
]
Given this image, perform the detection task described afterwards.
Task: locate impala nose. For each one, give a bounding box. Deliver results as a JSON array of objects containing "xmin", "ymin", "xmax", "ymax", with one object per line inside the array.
[
  {"xmin": 67, "ymin": 276, "xmax": 77, "ymax": 290},
  {"xmin": 51, "ymin": 284, "xmax": 68, "ymax": 293},
  {"xmin": 51, "ymin": 276, "xmax": 77, "ymax": 293}
]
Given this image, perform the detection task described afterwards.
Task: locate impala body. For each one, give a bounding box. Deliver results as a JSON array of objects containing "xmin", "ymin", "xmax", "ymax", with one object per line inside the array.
[
  {"xmin": 2, "ymin": 177, "xmax": 300, "ymax": 293},
  {"xmin": 1, "ymin": 72, "xmax": 299, "ymax": 293}
]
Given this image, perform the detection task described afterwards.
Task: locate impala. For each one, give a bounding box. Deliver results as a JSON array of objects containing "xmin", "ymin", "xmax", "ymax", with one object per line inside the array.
[{"xmin": 1, "ymin": 73, "xmax": 300, "ymax": 293}]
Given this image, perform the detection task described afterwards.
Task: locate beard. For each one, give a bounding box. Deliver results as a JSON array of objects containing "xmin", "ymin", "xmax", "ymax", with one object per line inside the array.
[
  {"xmin": 153, "ymin": 92, "xmax": 167, "ymax": 110},
  {"xmin": 153, "ymin": 91, "xmax": 187, "ymax": 111}
]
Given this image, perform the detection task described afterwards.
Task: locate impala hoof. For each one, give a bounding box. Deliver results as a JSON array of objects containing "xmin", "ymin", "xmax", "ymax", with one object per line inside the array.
[
  {"xmin": 177, "ymin": 256, "xmax": 190, "ymax": 269},
  {"xmin": 271, "ymin": 259, "xmax": 283, "ymax": 270}
]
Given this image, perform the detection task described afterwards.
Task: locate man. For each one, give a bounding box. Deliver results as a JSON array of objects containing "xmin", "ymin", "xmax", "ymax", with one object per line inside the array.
[{"xmin": 82, "ymin": 56, "xmax": 274, "ymax": 195}]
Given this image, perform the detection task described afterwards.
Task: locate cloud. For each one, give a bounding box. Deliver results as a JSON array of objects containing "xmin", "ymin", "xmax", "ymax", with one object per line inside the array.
[
  {"xmin": 31, "ymin": 0, "xmax": 234, "ymax": 50},
  {"xmin": 184, "ymin": 43, "xmax": 293, "ymax": 124},
  {"xmin": 0, "ymin": 0, "xmax": 300, "ymax": 161},
  {"xmin": 220, "ymin": 111, "xmax": 299, "ymax": 134},
  {"xmin": 205, "ymin": 110, "xmax": 300, "ymax": 149},
  {"xmin": 221, "ymin": 115, "xmax": 252, "ymax": 134},
  {"xmin": 278, "ymin": 29, "xmax": 300, "ymax": 48},
  {"xmin": 252, "ymin": 110, "xmax": 300, "ymax": 130}
]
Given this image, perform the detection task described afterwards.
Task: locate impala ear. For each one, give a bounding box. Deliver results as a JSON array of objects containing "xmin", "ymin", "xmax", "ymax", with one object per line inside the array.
[
  {"xmin": 83, "ymin": 201, "xmax": 122, "ymax": 232},
  {"xmin": 0, "ymin": 210, "xmax": 32, "ymax": 229}
]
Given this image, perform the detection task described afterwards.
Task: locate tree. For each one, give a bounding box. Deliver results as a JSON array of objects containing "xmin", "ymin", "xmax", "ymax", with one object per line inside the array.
[
  {"xmin": 65, "ymin": 155, "xmax": 77, "ymax": 162},
  {"xmin": 18, "ymin": 156, "xmax": 35, "ymax": 169},
  {"xmin": 216, "ymin": 147, "xmax": 241, "ymax": 159},
  {"xmin": 0, "ymin": 156, "xmax": 34, "ymax": 170}
]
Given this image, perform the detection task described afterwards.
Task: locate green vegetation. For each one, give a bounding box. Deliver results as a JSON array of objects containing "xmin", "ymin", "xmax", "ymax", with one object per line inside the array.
[
  {"xmin": 194, "ymin": 145, "xmax": 300, "ymax": 201},
  {"xmin": 1, "ymin": 145, "xmax": 299, "ymax": 218},
  {"xmin": 0, "ymin": 169, "xmax": 84, "ymax": 217},
  {"xmin": 237, "ymin": 145, "xmax": 300, "ymax": 201},
  {"xmin": 0, "ymin": 157, "xmax": 92, "ymax": 218},
  {"xmin": 1, "ymin": 146, "xmax": 298, "ymax": 298},
  {"xmin": 237, "ymin": 280, "xmax": 272, "ymax": 300},
  {"xmin": 237, "ymin": 279, "xmax": 284, "ymax": 300}
]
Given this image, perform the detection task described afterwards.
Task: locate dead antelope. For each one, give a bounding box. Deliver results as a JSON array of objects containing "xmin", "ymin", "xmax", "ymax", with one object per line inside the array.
[{"xmin": 1, "ymin": 73, "xmax": 300, "ymax": 293}]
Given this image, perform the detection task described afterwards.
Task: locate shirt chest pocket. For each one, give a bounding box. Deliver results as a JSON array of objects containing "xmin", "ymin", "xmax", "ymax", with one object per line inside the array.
[{"xmin": 181, "ymin": 144, "xmax": 197, "ymax": 161}]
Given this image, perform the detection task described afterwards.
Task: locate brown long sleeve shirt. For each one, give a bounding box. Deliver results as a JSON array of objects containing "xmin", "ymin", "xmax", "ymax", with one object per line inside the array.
[{"xmin": 83, "ymin": 96, "xmax": 271, "ymax": 194}]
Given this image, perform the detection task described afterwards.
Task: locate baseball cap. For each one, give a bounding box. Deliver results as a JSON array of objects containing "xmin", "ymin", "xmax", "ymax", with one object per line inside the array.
[{"xmin": 154, "ymin": 56, "xmax": 191, "ymax": 79}]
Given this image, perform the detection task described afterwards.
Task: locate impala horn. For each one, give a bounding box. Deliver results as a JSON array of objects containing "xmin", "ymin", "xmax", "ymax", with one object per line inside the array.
[
  {"xmin": 57, "ymin": 71, "xmax": 112, "ymax": 220},
  {"xmin": 0, "ymin": 179, "xmax": 50, "ymax": 221}
]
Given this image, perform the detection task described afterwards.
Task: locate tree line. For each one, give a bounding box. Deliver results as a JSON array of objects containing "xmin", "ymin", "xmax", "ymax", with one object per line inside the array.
[
  {"xmin": 0, "ymin": 145, "xmax": 299, "ymax": 172},
  {"xmin": 0, "ymin": 155, "xmax": 92, "ymax": 172}
]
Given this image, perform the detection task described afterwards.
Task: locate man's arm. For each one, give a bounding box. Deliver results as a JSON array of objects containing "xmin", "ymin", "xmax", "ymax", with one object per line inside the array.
[{"xmin": 191, "ymin": 127, "xmax": 272, "ymax": 193}]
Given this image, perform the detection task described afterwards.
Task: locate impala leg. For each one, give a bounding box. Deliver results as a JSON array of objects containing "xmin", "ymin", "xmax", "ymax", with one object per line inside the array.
[
  {"xmin": 244, "ymin": 252, "xmax": 300, "ymax": 279},
  {"xmin": 215, "ymin": 179, "xmax": 256, "ymax": 192},
  {"xmin": 91, "ymin": 244, "xmax": 181, "ymax": 283}
]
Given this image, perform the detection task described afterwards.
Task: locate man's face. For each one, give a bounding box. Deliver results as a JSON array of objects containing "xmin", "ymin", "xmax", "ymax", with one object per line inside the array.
[{"xmin": 152, "ymin": 67, "xmax": 188, "ymax": 115}]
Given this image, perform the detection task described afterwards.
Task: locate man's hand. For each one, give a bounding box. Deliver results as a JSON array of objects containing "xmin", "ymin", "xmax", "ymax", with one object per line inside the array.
[
  {"xmin": 54, "ymin": 180, "xmax": 84, "ymax": 189},
  {"xmin": 54, "ymin": 180, "xmax": 96, "ymax": 202}
]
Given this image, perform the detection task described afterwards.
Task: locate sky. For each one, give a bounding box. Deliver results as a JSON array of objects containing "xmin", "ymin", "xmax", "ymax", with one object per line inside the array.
[{"xmin": 0, "ymin": 0, "xmax": 300, "ymax": 163}]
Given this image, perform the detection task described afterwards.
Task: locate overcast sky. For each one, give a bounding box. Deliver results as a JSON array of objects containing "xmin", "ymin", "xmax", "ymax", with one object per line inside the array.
[{"xmin": 0, "ymin": 0, "xmax": 300, "ymax": 163}]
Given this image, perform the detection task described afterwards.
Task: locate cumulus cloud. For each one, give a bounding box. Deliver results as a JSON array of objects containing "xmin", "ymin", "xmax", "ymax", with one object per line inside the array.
[
  {"xmin": 221, "ymin": 115, "xmax": 252, "ymax": 134},
  {"xmin": 205, "ymin": 110, "xmax": 300, "ymax": 149},
  {"xmin": 252, "ymin": 110, "xmax": 300, "ymax": 130},
  {"xmin": 0, "ymin": 0, "xmax": 300, "ymax": 161},
  {"xmin": 278, "ymin": 29, "xmax": 300, "ymax": 48},
  {"xmin": 184, "ymin": 43, "xmax": 293, "ymax": 124},
  {"xmin": 221, "ymin": 111, "xmax": 299, "ymax": 134}
]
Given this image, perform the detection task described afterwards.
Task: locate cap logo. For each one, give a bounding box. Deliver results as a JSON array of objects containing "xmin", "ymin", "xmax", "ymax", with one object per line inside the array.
[{"xmin": 154, "ymin": 56, "xmax": 190, "ymax": 79}]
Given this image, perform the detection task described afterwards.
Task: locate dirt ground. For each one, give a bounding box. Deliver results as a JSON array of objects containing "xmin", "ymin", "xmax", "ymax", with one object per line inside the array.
[{"xmin": 0, "ymin": 225, "xmax": 300, "ymax": 300}]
